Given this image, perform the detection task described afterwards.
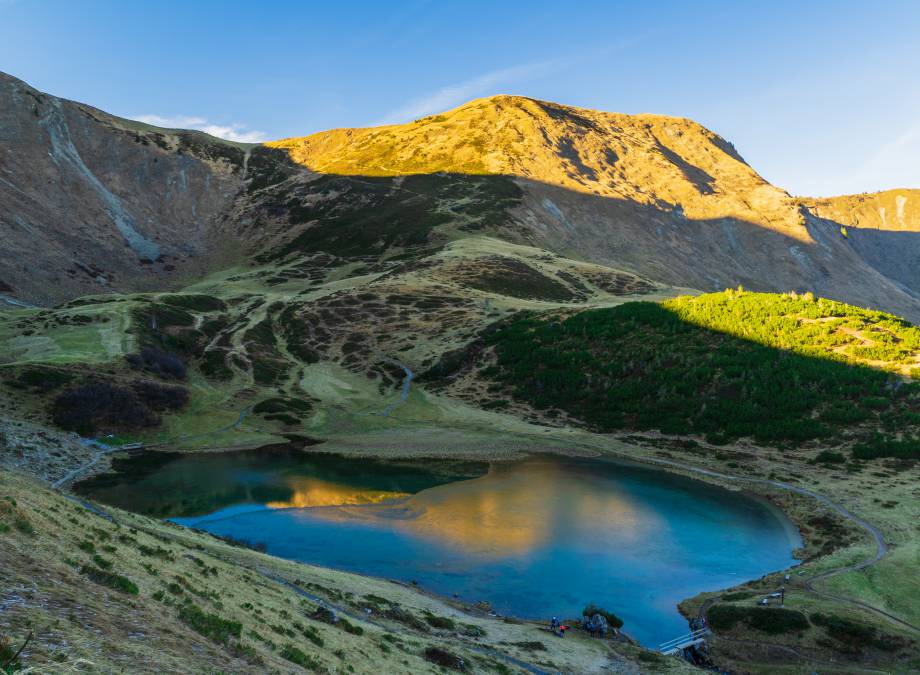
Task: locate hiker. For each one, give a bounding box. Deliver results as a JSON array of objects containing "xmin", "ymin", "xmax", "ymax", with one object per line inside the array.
[
  {"xmin": 550, "ymin": 617, "xmax": 559, "ymax": 634},
  {"xmin": 559, "ymin": 623, "xmax": 569, "ymax": 638}
]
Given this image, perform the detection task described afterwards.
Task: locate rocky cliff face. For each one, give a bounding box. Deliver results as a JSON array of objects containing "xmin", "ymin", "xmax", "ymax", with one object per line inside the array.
[
  {"xmin": 2, "ymin": 75, "xmax": 919, "ymax": 321},
  {"xmin": 0, "ymin": 72, "xmax": 247, "ymax": 304},
  {"xmin": 800, "ymin": 190, "xmax": 920, "ymax": 300}
]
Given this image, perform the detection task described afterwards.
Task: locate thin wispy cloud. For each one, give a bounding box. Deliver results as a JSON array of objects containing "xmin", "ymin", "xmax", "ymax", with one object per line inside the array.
[
  {"xmin": 373, "ymin": 37, "xmax": 647, "ymax": 127},
  {"xmin": 841, "ymin": 119, "xmax": 920, "ymax": 195},
  {"xmin": 131, "ymin": 114, "xmax": 268, "ymax": 143},
  {"xmin": 374, "ymin": 59, "xmax": 563, "ymax": 126}
]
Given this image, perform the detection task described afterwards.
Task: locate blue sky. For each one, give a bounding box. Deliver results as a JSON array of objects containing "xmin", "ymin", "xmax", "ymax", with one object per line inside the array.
[{"xmin": 1, "ymin": 0, "xmax": 917, "ymax": 196}]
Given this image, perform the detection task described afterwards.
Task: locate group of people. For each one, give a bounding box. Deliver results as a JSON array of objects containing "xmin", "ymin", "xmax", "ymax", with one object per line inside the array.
[
  {"xmin": 549, "ymin": 616, "xmax": 569, "ymax": 637},
  {"xmin": 549, "ymin": 613, "xmax": 609, "ymax": 639}
]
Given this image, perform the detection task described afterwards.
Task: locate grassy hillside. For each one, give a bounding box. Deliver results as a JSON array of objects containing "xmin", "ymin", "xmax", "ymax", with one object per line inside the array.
[
  {"xmin": 474, "ymin": 290, "xmax": 920, "ymax": 452},
  {"xmin": 0, "ymin": 232, "xmax": 671, "ymax": 456}
]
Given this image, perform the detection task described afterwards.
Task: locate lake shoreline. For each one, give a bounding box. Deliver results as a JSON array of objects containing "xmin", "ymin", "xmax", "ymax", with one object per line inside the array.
[{"xmin": 72, "ymin": 442, "xmax": 810, "ymax": 647}]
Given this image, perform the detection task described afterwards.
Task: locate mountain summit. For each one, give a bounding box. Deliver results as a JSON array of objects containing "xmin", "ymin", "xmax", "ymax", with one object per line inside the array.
[{"xmin": 270, "ymin": 94, "xmax": 810, "ymax": 235}]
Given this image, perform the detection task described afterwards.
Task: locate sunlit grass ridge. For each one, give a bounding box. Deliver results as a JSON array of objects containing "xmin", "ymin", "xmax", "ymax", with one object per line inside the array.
[{"xmin": 664, "ymin": 289, "xmax": 920, "ymax": 374}]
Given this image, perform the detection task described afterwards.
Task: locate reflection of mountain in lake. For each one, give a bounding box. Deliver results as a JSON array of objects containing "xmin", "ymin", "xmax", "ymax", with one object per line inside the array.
[
  {"xmin": 75, "ymin": 447, "xmax": 486, "ymax": 517},
  {"xmin": 265, "ymin": 476, "xmax": 410, "ymax": 508},
  {"xmin": 307, "ymin": 459, "xmax": 659, "ymax": 558}
]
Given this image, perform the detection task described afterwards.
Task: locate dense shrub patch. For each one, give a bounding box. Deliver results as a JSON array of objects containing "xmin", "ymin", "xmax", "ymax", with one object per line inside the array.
[
  {"xmin": 708, "ymin": 605, "xmax": 808, "ymax": 634},
  {"xmin": 481, "ymin": 292, "xmax": 920, "ymax": 447},
  {"xmin": 459, "ymin": 257, "xmax": 577, "ymax": 301},
  {"xmin": 51, "ymin": 380, "xmax": 188, "ymax": 435},
  {"xmin": 279, "ymin": 644, "xmax": 321, "ymax": 669},
  {"xmin": 423, "ymin": 646, "xmax": 466, "ymax": 671},
  {"xmin": 131, "ymin": 380, "xmax": 189, "ymax": 411},
  {"xmin": 852, "ymin": 435, "xmax": 920, "ymax": 460},
  {"xmin": 582, "ymin": 603, "xmax": 624, "ymax": 629},
  {"xmin": 178, "ymin": 604, "xmax": 241, "ymax": 644},
  {"xmin": 423, "ymin": 612, "xmax": 455, "ymax": 630},
  {"xmin": 159, "ymin": 294, "xmax": 226, "ymax": 313},
  {"xmin": 126, "ymin": 347, "xmax": 187, "ymax": 380},
  {"xmin": 53, "ymin": 383, "xmax": 156, "ymax": 434},
  {"xmin": 252, "ymin": 397, "xmax": 313, "ymax": 420},
  {"xmin": 79, "ymin": 565, "xmax": 139, "ymax": 595},
  {"xmin": 810, "ymin": 613, "xmax": 908, "ymax": 652},
  {"xmin": 265, "ymin": 173, "xmax": 521, "ymax": 260},
  {"xmin": 5, "ymin": 366, "xmax": 73, "ymax": 392}
]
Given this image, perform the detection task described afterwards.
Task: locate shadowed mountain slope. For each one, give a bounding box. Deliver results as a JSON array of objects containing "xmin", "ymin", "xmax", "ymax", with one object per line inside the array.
[
  {"xmin": 267, "ymin": 95, "xmax": 920, "ymax": 321},
  {"xmin": 2, "ymin": 73, "xmax": 919, "ymax": 322}
]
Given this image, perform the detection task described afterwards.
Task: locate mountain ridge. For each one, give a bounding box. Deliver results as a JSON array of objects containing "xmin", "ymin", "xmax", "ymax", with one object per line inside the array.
[{"xmin": 1, "ymin": 70, "xmax": 919, "ymax": 321}]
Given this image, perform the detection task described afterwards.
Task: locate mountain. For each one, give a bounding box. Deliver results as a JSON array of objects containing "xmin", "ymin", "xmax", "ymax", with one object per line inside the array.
[
  {"xmin": 3, "ymin": 73, "xmax": 919, "ymax": 675},
  {"xmin": 2, "ymin": 72, "xmax": 919, "ymax": 323}
]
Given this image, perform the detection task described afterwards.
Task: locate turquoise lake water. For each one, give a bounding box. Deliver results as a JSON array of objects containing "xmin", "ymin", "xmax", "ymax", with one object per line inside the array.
[{"xmin": 76, "ymin": 449, "xmax": 801, "ymax": 646}]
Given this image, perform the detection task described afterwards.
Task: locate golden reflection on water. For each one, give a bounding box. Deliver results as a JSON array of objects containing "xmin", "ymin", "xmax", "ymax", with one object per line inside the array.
[
  {"xmin": 296, "ymin": 459, "xmax": 661, "ymax": 558},
  {"xmin": 265, "ymin": 477, "xmax": 410, "ymax": 508}
]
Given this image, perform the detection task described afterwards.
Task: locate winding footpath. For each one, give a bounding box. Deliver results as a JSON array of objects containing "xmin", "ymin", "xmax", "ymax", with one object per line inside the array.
[
  {"xmin": 51, "ymin": 439, "xmax": 136, "ymax": 489},
  {"xmin": 52, "ymin": 406, "xmax": 252, "ymax": 490}
]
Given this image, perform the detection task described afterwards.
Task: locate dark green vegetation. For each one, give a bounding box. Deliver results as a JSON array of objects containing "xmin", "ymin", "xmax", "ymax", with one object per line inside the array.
[
  {"xmin": 3, "ymin": 365, "xmax": 73, "ymax": 392},
  {"xmin": 257, "ymin": 173, "xmax": 522, "ymax": 261},
  {"xmin": 810, "ymin": 613, "xmax": 910, "ymax": 652},
  {"xmin": 1, "ymin": 634, "xmax": 25, "ymax": 674},
  {"xmin": 479, "ymin": 291, "xmax": 920, "ymax": 451},
  {"xmin": 51, "ymin": 380, "xmax": 188, "ymax": 435},
  {"xmin": 707, "ymin": 605, "xmax": 809, "ymax": 635},
  {"xmin": 252, "ymin": 396, "xmax": 314, "ymax": 425},
  {"xmin": 582, "ymin": 603, "xmax": 624, "ymax": 629},
  {"xmin": 158, "ymin": 294, "xmax": 227, "ymax": 313},
  {"xmin": 706, "ymin": 606, "xmax": 912, "ymax": 654},
  {"xmin": 178, "ymin": 603, "xmax": 242, "ymax": 644},
  {"xmin": 279, "ymin": 644, "xmax": 321, "ymax": 669},
  {"xmin": 423, "ymin": 612, "xmax": 456, "ymax": 630},
  {"xmin": 853, "ymin": 435, "xmax": 920, "ymax": 460},
  {"xmin": 130, "ymin": 301, "xmax": 235, "ymax": 381},
  {"xmin": 457, "ymin": 256, "xmax": 577, "ymax": 301},
  {"xmin": 423, "ymin": 646, "xmax": 466, "ymax": 671},
  {"xmin": 126, "ymin": 346, "xmax": 187, "ymax": 380},
  {"xmin": 79, "ymin": 565, "xmax": 139, "ymax": 595}
]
